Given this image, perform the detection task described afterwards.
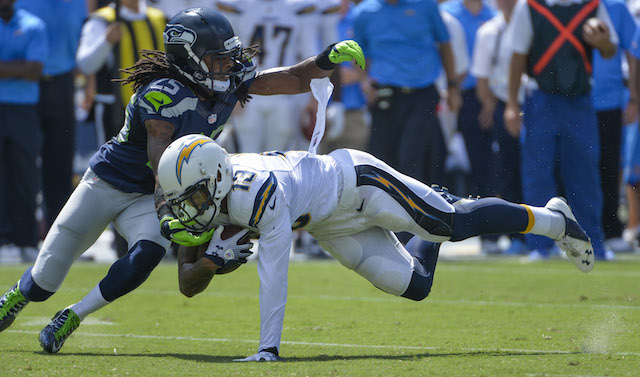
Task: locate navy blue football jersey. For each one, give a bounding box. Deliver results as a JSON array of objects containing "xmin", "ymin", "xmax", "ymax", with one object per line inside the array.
[{"xmin": 90, "ymin": 77, "xmax": 248, "ymax": 193}]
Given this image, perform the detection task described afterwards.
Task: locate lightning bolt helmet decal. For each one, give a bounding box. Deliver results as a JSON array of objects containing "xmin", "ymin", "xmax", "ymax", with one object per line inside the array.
[{"xmin": 175, "ymin": 138, "xmax": 214, "ymax": 185}]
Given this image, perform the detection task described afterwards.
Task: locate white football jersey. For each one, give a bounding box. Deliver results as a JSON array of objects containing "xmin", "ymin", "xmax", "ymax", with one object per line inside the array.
[
  {"xmin": 222, "ymin": 150, "xmax": 340, "ymax": 351},
  {"xmin": 227, "ymin": 151, "xmax": 340, "ymax": 232},
  {"xmin": 215, "ymin": 0, "xmax": 319, "ymax": 69}
]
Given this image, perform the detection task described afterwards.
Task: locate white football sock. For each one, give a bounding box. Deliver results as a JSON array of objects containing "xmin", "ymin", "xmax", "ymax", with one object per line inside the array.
[
  {"xmin": 69, "ymin": 284, "xmax": 110, "ymax": 321},
  {"xmin": 521, "ymin": 205, "xmax": 565, "ymax": 240}
]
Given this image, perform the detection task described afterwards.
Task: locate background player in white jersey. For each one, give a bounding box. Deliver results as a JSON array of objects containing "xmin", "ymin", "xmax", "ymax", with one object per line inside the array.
[
  {"xmin": 157, "ymin": 134, "xmax": 596, "ymax": 362},
  {"xmin": 215, "ymin": 0, "xmax": 321, "ymax": 153},
  {"xmin": 0, "ymin": 7, "xmax": 364, "ymax": 354}
]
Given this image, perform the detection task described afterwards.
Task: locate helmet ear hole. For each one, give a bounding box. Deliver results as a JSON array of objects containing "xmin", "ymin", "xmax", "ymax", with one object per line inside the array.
[{"xmin": 217, "ymin": 170, "xmax": 222, "ymax": 182}]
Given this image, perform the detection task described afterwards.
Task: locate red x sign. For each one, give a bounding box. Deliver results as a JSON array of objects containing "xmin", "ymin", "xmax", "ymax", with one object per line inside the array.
[{"xmin": 527, "ymin": 0, "xmax": 599, "ymax": 75}]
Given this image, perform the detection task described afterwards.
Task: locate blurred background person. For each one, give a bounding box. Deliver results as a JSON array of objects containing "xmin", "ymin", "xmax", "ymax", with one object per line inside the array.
[
  {"xmin": 215, "ymin": 0, "xmax": 329, "ymax": 258},
  {"xmin": 590, "ymin": 0, "xmax": 637, "ymax": 254},
  {"xmin": 215, "ymin": 0, "xmax": 320, "ymax": 153},
  {"xmin": 621, "ymin": 17, "xmax": 640, "ymax": 251},
  {"xmin": 76, "ymin": 0, "xmax": 167, "ymax": 258},
  {"xmin": 504, "ymin": 0, "xmax": 618, "ymax": 260},
  {"xmin": 0, "ymin": 0, "xmax": 47, "ymax": 261},
  {"xmin": 441, "ymin": 0, "xmax": 497, "ymax": 252},
  {"xmin": 353, "ymin": 0, "xmax": 462, "ymax": 245},
  {"xmin": 77, "ymin": 0, "xmax": 166, "ymax": 146},
  {"xmin": 15, "ymin": 0, "xmax": 87, "ymax": 234},
  {"xmin": 441, "ymin": 0, "xmax": 496, "ymax": 198},
  {"xmin": 353, "ymin": 0, "xmax": 462, "ymax": 191},
  {"xmin": 470, "ymin": 0, "xmax": 528, "ymax": 255},
  {"xmin": 436, "ymin": 0, "xmax": 470, "ymax": 195},
  {"xmin": 320, "ymin": 0, "xmax": 370, "ymax": 154}
]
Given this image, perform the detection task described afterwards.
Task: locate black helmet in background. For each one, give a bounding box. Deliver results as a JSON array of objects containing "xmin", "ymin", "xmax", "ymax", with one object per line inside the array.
[{"xmin": 163, "ymin": 7, "xmax": 247, "ymax": 94}]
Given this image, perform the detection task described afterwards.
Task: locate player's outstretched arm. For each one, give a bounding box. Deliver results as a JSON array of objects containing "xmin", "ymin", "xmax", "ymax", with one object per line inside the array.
[{"xmin": 248, "ymin": 40, "xmax": 365, "ymax": 96}]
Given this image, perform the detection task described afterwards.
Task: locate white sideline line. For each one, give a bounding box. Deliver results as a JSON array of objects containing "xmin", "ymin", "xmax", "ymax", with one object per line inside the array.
[
  {"xmin": 526, "ymin": 375, "xmax": 616, "ymax": 377},
  {"xmin": 44, "ymin": 287, "xmax": 640, "ymax": 310},
  {"xmin": 7, "ymin": 330, "xmax": 640, "ymax": 357},
  {"xmin": 125, "ymin": 289, "xmax": 640, "ymax": 311},
  {"xmin": 439, "ymin": 265, "xmax": 640, "ymax": 277}
]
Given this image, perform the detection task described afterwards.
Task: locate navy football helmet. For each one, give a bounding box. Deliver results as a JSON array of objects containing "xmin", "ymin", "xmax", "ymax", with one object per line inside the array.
[{"xmin": 163, "ymin": 8, "xmax": 250, "ymax": 94}]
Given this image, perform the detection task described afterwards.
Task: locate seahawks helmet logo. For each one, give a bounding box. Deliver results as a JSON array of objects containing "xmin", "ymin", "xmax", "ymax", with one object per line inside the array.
[{"xmin": 164, "ymin": 24, "xmax": 197, "ymax": 46}]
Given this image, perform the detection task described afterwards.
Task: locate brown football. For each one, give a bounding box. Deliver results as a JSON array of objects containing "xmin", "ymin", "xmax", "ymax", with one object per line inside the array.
[{"xmin": 220, "ymin": 224, "xmax": 251, "ymax": 243}]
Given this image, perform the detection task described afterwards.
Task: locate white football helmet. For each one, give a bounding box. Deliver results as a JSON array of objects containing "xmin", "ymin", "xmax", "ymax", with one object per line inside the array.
[{"xmin": 158, "ymin": 134, "xmax": 232, "ymax": 233}]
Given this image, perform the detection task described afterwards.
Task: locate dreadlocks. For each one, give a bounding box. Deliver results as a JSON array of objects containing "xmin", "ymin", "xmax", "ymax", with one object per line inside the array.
[{"xmin": 115, "ymin": 49, "xmax": 254, "ymax": 107}]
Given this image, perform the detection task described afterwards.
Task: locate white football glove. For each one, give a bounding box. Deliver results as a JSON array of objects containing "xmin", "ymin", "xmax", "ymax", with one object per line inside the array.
[
  {"xmin": 203, "ymin": 226, "xmax": 253, "ymax": 271},
  {"xmin": 234, "ymin": 350, "xmax": 281, "ymax": 362}
]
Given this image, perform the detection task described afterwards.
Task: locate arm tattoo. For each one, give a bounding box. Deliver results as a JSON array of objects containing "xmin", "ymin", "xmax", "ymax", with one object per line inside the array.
[{"xmin": 145, "ymin": 119, "xmax": 175, "ymax": 175}]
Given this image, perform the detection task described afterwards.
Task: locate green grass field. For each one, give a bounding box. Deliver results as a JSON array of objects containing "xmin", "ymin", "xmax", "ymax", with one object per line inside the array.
[{"xmin": 1, "ymin": 256, "xmax": 639, "ymax": 376}]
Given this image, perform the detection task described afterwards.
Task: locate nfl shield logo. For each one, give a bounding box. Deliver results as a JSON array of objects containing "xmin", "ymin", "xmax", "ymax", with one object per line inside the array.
[{"xmin": 208, "ymin": 113, "xmax": 217, "ymax": 124}]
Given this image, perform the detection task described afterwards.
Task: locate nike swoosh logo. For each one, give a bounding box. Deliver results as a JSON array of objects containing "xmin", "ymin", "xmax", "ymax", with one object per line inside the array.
[
  {"xmin": 50, "ymin": 341, "xmax": 62, "ymax": 353},
  {"xmin": 356, "ymin": 199, "xmax": 364, "ymax": 212},
  {"xmin": 269, "ymin": 197, "xmax": 277, "ymax": 210}
]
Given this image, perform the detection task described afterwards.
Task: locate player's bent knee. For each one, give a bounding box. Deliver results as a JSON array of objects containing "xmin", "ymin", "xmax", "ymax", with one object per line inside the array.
[
  {"xmin": 129, "ymin": 240, "xmax": 166, "ymax": 270},
  {"xmin": 400, "ymin": 268, "xmax": 433, "ymax": 301},
  {"xmin": 99, "ymin": 240, "xmax": 166, "ymax": 302}
]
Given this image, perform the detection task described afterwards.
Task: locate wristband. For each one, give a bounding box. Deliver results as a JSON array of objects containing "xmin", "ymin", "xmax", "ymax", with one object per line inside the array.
[
  {"xmin": 315, "ymin": 43, "xmax": 337, "ymax": 71},
  {"xmin": 154, "ymin": 186, "xmax": 173, "ymax": 220},
  {"xmin": 203, "ymin": 253, "xmax": 225, "ymax": 268},
  {"xmin": 259, "ymin": 347, "xmax": 279, "ymax": 356},
  {"xmin": 157, "ymin": 203, "xmax": 172, "ymax": 220}
]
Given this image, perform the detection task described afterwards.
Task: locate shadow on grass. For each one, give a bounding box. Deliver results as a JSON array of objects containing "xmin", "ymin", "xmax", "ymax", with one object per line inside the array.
[{"xmin": 24, "ymin": 349, "xmax": 582, "ymax": 363}]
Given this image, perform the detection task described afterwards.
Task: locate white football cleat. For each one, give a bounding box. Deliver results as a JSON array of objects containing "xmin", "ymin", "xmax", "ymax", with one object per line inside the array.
[{"xmin": 545, "ymin": 197, "xmax": 594, "ymax": 272}]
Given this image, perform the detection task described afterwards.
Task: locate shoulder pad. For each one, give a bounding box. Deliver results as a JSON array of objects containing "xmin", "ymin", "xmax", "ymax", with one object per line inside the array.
[{"xmin": 138, "ymin": 78, "xmax": 198, "ymax": 118}]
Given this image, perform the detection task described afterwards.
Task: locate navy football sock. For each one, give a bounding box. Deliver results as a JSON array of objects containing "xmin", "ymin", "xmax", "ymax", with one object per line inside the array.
[
  {"xmin": 450, "ymin": 198, "xmax": 529, "ymax": 241},
  {"xmin": 18, "ymin": 266, "xmax": 55, "ymax": 302}
]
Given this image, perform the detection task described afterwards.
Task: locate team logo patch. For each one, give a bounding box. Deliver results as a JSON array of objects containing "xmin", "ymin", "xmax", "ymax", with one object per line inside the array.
[
  {"xmin": 144, "ymin": 91, "xmax": 173, "ymax": 112},
  {"xmin": 164, "ymin": 24, "xmax": 197, "ymax": 45},
  {"xmin": 223, "ymin": 249, "xmax": 234, "ymax": 260},
  {"xmin": 208, "ymin": 113, "xmax": 218, "ymax": 124}
]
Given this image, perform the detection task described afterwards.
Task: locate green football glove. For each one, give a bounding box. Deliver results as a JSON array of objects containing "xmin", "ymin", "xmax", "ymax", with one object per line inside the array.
[
  {"xmin": 328, "ymin": 40, "xmax": 365, "ymax": 70},
  {"xmin": 159, "ymin": 216, "xmax": 214, "ymax": 247}
]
